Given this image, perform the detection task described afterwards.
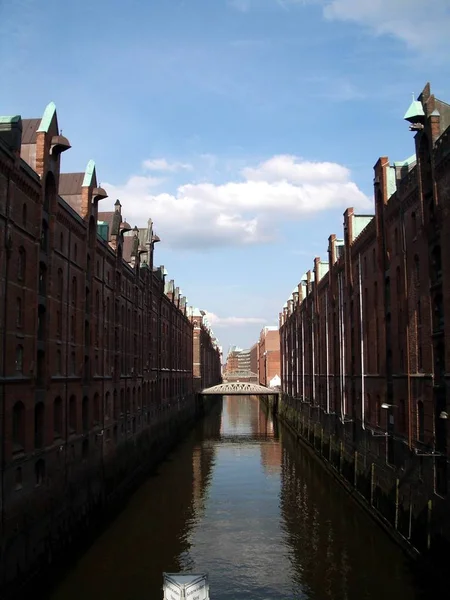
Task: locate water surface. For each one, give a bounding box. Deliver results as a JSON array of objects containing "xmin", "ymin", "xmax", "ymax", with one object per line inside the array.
[{"xmin": 49, "ymin": 396, "xmax": 417, "ymax": 599}]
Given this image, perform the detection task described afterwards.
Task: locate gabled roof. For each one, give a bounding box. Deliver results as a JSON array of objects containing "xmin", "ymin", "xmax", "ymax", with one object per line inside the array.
[
  {"xmin": 59, "ymin": 173, "xmax": 84, "ymax": 195},
  {"xmin": 21, "ymin": 119, "xmax": 40, "ymax": 144}
]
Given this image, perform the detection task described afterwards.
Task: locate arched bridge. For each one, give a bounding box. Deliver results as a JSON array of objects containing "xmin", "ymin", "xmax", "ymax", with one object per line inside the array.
[{"xmin": 201, "ymin": 382, "xmax": 278, "ymax": 395}]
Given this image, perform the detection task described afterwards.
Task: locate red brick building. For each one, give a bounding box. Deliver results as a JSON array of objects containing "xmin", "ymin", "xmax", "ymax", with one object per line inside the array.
[
  {"xmin": 0, "ymin": 103, "xmax": 221, "ymax": 589},
  {"xmin": 279, "ymin": 83, "xmax": 450, "ymax": 553},
  {"xmin": 258, "ymin": 326, "xmax": 281, "ymax": 387},
  {"xmin": 188, "ymin": 308, "xmax": 222, "ymax": 392}
]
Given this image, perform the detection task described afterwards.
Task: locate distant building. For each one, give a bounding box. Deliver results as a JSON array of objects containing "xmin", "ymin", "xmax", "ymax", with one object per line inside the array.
[
  {"xmin": 258, "ymin": 326, "xmax": 281, "ymax": 387},
  {"xmin": 250, "ymin": 342, "xmax": 259, "ymax": 376}
]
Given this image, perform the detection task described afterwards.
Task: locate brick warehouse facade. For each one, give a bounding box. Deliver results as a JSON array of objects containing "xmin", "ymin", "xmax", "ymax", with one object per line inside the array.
[
  {"xmin": 279, "ymin": 83, "xmax": 450, "ymax": 556},
  {"xmin": 0, "ymin": 103, "xmax": 221, "ymax": 592},
  {"xmin": 188, "ymin": 308, "xmax": 222, "ymax": 392}
]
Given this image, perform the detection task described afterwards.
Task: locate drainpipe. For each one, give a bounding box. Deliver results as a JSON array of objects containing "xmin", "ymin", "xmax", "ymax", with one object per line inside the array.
[{"xmin": 359, "ymin": 254, "xmax": 365, "ymax": 430}]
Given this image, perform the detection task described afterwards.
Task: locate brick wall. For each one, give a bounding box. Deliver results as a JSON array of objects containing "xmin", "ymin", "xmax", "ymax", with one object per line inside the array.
[
  {"xmin": 0, "ymin": 106, "xmax": 220, "ymax": 589},
  {"xmin": 279, "ymin": 83, "xmax": 450, "ymax": 552}
]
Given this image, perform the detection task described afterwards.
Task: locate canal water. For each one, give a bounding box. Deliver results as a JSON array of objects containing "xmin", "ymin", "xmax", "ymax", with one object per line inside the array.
[{"xmin": 48, "ymin": 397, "xmax": 419, "ymax": 600}]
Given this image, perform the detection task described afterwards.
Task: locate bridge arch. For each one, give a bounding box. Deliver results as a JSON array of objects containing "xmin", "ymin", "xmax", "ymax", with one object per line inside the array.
[{"xmin": 201, "ymin": 382, "xmax": 277, "ymax": 396}]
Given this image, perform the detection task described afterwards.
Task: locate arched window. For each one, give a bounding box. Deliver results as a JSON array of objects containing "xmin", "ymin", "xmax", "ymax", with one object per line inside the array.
[
  {"xmin": 18, "ymin": 247, "xmax": 26, "ymax": 281},
  {"xmin": 35, "ymin": 459, "xmax": 45, "ymax": 486},
  {"xmin": 411, "ymin": 212, "xmax": 417, "ymax": 238},
  {"xmin": 72, "ymin": 276, "xmax": 77, "ymax": 305},
  {"xmin": 120, "ymin": 389, "xmax": 124, "ymax": 415},
  {"xmin": 40, "ymin": 219, "xmax": 49, "ymax": 253},
  {"xmin": 69, "ymin": 395, "xmax": 77, "ymax": 433},
  {"xmin": 39, "ymin": 262, "xmax": 47, "ymax": 296},
  {"xmin": 34, "ymin": 402, "xmax": 44, "ymax": 449},
  {"xmin": 54, "ymin": 397, "xmax": 63, "ymax": 439},
  {"xmin": 105, "ymin": 392, "xmax": 111, "ymax": 421},
  {"xmin": 15, "ymin": 345, "xmax": 24, "ymax": 373},
  {"xmin": 113, "ymin": 390, "xmax": 118, "ymax": 419},
  {"xmin": 12, "ymin": 401, "xmax": 25, "ymax": 449},
  {"xmin": 82, "ymin": 396, "xmax": 89, "ymax": 432},
  {"xmin": 22, "ymin": 204, "xmax": 27, "ymax": 227},
  {"xmin": 56, "ymin": 349, "xmax": 62, "ymax": 373},
  {"xmin": 431, "ymin": 245, "xmax": 442, "ymax": 282},
  {"xmin": 93, "ymin": 393, "xmax": 100, "ymax": 424},
  {"xmin": 132, "ymin": 387, "xmax": 136, "ymax": 413},
  {"xmin": 417, "ymin": 401, "xmax": 425, "ymax": 442},
  {"xmin": 74, "ymin": 243, "xmax": 78, "ymax": 262},
  {"xmin": 37, "ymin": 306, "xmax": 46, "ymax": 341},
  {"xmin": 126, "ymin": 388, "xmax": 131, "ymax": 414},
  {"xmin": 57, "ymin": 268, "xmax": 63, "ymax": 299},
  {"xmin": 433, "ymin": 294, "xmax": 444, "ymax": 331},
  {"xmin": 60, "ymin": 232, "xmax": 64, "ymax": 252},
  {"xmin": 16, "ymin": 297, "xmax": 22, "ymax": 327}
]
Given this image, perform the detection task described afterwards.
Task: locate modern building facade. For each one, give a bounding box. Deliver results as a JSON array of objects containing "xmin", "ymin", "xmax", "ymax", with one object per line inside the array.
[
  {"xmin": 279, "ymin": 82, "xmax": 450, "ymax": 553},
  {"xmin": 0, "ymin": 103, "xmax": 221, "ymax": 590},
  {"xmin": 250, "ymin": 342, "xmax": 259, "ymax": 377}
]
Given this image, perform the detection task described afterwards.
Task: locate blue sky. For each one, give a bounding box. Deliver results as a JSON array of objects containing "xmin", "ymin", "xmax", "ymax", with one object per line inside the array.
[{"xmin": 1, "ymin": 0, "xmax": 450, "ymax": 356}]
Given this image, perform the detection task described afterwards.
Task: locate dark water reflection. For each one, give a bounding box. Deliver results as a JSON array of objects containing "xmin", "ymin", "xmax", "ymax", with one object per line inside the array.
[{"xmin": 49, "ymin": 397, "xmax": 417, "ymax": 600}]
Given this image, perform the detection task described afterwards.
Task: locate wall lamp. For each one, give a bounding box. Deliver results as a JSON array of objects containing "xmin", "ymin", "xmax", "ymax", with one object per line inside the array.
[{"xmin": 381, "ymin": 403, "xmax": 395, "ymax": 409}]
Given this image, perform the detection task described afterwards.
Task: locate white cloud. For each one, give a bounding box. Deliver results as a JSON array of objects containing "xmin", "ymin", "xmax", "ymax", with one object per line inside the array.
[
  {"xmin": 322, "ymin": 0, "xmax": 450, "ymax": 51},
  {"xmin": 143, "ymin": 158, "xmax": 193, "ymax": 172},
  {"xmin": 231, "ymin": 1, "xmax": 449, "ymax": 52},
  {"xmin": 205, "ymin": 312, "xmax": 267, "ymax": 327},
  {"xmin": 103, "ymin": 154, "xmax": 370, "ymax": 250}
]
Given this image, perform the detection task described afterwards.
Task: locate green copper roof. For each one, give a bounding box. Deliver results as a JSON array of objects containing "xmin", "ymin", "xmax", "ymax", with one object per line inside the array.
[
  {"xmin": 403, "ymin": 100, "xmax": 424, "ymax": 121},
  {"xmin": 37, "ymin": 101, "xmax": 56, "ymax": 133},
  {"xmin": 393, "ymin": 154, "xmax": 416, "ymax": 167},
  {"xmin": 82, "ymin": 159, "xmax": 96, "ymax": 187},
  {"xmin": 0, "ymin": 115, "xmax": 21, "ymax": 124}
]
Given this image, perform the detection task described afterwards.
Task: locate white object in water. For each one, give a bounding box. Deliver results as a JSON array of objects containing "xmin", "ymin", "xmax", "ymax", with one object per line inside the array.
[{"xmin": 163, "ymin": 572, "xmax": 209, "ymax": 600}]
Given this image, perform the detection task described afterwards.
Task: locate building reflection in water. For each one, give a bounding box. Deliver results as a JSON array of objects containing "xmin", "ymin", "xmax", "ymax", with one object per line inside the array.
[
  {"xmin": 49, "ymin": 396, "xmax": 416, "ymax": 600},
  {"xmin": 48, "ymin": 400, "xmax": 223, "ymax": 600},
  {"xmin": 279, "ymin": 430, "xmax": 416, "ymax": 600}
]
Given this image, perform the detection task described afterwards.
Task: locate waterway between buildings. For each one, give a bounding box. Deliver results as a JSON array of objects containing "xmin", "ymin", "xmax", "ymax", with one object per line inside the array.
[{"xmin": 47, "ymin": 396, "xmax": 422, "ymax": 600}]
